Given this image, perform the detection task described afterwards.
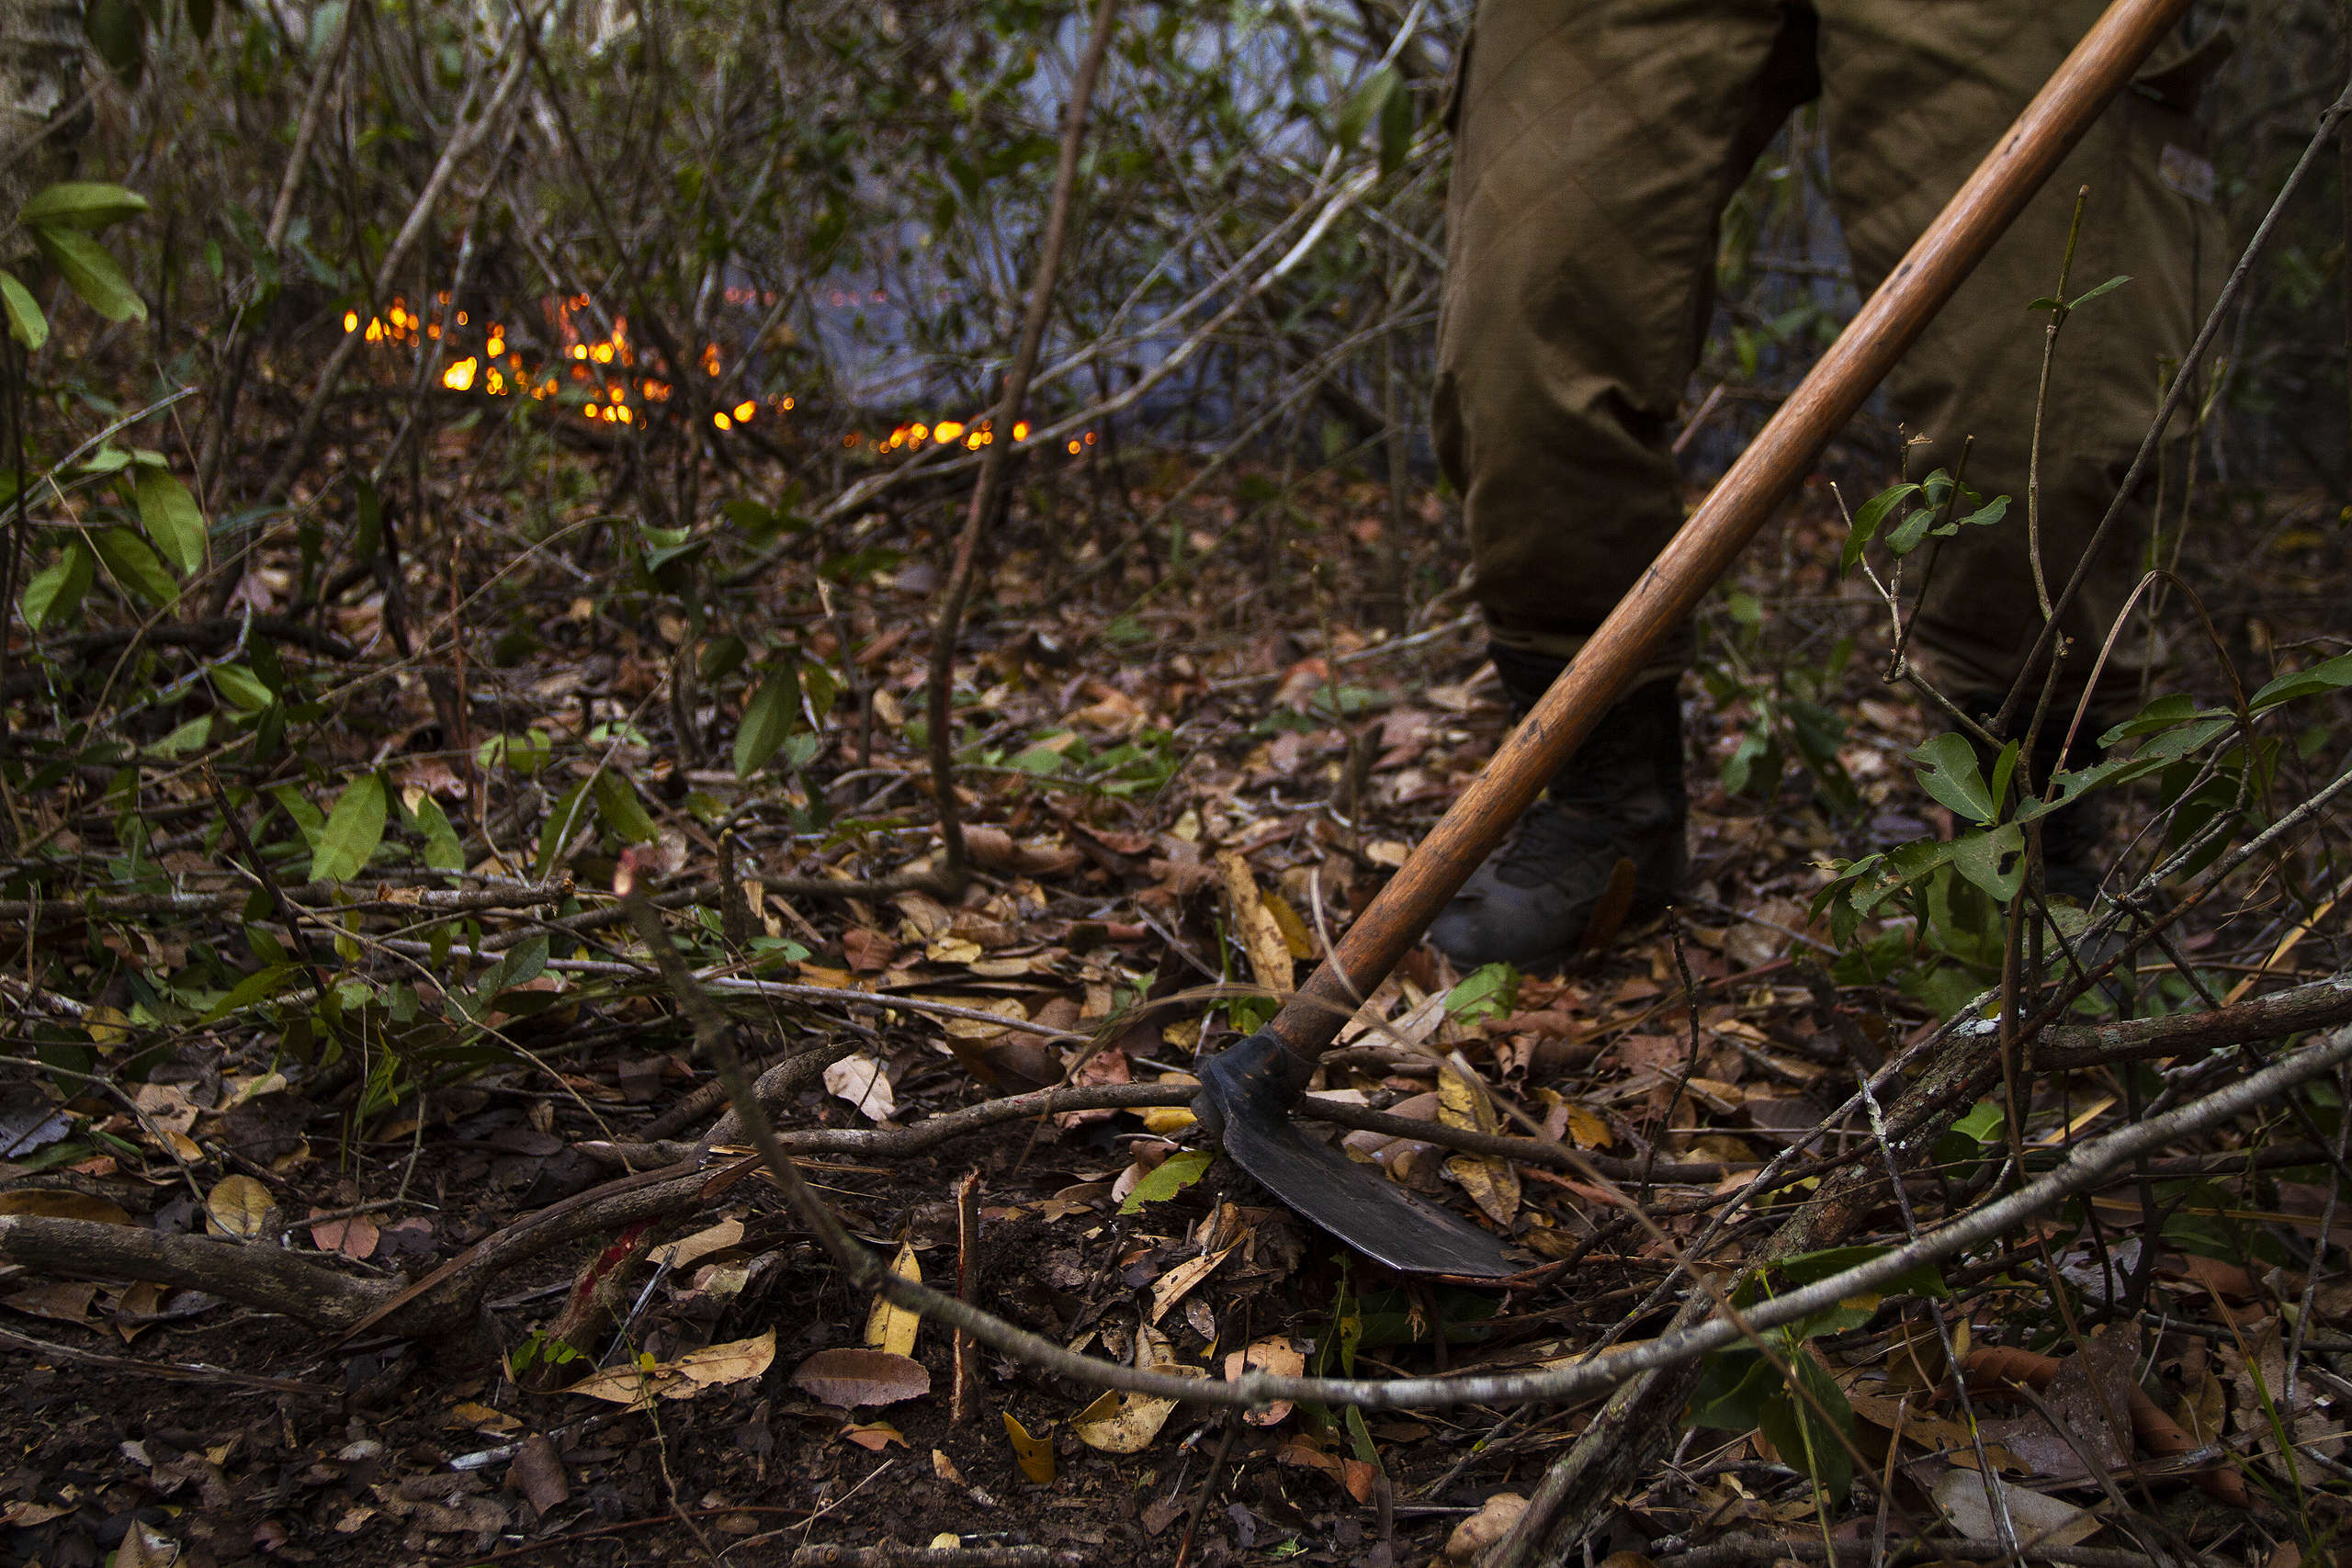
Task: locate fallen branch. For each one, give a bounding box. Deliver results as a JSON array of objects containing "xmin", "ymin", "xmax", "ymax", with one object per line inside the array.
[
  {"xmin": 789, "ymin": 1548, "xmax": 1090, "ymax": 1568},
  {"xmin": 43, "ymin": 615, "xmax": 358, "ymax": 663},
  {"xmin": 0, "ymin": 1322, "xmax": 339, "ymax": 1398},
  {"xmin": 1656, "ymin": 1537, "xmax": 2160, "ymax": 1568},
  {"xmin": 0, "ymin": 878, "xmax": 572, "ymax": 921},
  {"xmin": 9, "ymin": 998, "xmax": 2343, "ymax": 1344},
  {"xmin": 582, "ymin": 1083, "xmax": 1760, "ymax": 1180},
  {"xmin": 2037, "ymin": 972, "xmax": 2352, "ymax": 1068},
  {"xmin": 0, "ymin": 1215, "xmax": 392, "ymax": 1328}
]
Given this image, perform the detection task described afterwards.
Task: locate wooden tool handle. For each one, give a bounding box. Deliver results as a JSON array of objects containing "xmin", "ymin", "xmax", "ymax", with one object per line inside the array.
[{"xmin": 1262, "ymin": 0, "xmax": 2190, "ymax": 1067}]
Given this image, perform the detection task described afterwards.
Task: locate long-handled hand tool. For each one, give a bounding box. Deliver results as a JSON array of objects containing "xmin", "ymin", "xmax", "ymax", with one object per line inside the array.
[{"xmin": 1191, "ymin": 0, "xmax": 2195, "ymax": 1278}]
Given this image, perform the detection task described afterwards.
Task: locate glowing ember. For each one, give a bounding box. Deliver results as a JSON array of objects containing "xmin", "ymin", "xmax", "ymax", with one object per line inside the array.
[{"xmin": 339, "ymin": 288, "xmax": 1103, "ymax": 460}]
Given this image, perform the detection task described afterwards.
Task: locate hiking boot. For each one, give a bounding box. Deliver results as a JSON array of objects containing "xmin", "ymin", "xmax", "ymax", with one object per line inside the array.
[{"xmin": 1427, "ymin": 652, "xmax": 1687, "ymax": 970}]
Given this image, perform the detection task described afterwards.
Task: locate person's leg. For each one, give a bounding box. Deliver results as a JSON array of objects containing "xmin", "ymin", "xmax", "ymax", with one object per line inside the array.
[
  {"xmin": 1436, "ymin": 0, "xmax": 1818, "ymax": 673},
  {"xmin": 1818, "ymin": 5, "xmax": 2227, "ymax": 732},
  {"xmin": 1430, "ymin": 0, "xmax": 1817, "ymax": 966}
]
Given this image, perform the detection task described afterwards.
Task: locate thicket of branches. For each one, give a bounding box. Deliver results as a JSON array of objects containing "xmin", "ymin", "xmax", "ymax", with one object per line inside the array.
[{"xmin": 4, "ymin": 0, "xmax": 2352, "ymax": 1562}]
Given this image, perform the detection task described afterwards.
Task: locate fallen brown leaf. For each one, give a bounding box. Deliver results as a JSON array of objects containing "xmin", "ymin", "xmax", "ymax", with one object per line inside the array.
[{"xmin": 790, "ymin": 1347, "xmax": 931, "ymax": 1409}]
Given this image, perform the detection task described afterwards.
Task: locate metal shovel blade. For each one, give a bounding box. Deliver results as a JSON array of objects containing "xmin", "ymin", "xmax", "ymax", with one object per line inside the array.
[{"xmin": 1194, "ymin": 1033, "xmax": 1517, "ymax": 1279}]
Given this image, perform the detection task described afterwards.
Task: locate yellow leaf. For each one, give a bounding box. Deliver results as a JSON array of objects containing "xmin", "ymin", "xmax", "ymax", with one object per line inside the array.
[
  {"xmin": 1215, "ymin": 850, "xmax": 1295, "ymax": 996},
  {"xmin": 1563, "ymin": 1104, "xmax": 1611, "ymax": 1150},
  {"xmin": 648, "ymin": 1218, "xmax": 743, "ymax": 1270},
  {"xmin": 671, "ymin": 1328, "xmax": 776, "ymax": 1389},
  {"xmin": 1148, "ymin": 1245, "xmax": 1234, "ymax": 1324},
  {"xmin": 864, "ymin": 1242, "xmax": 922, "ymax": 1358},
  {"xmin": 1221, "ymin": 1336, "xmax": 1306, "ymax": 1426},
  {"xmin": 1140, "ymin": 1106, "xmax": 1197, "ymax": 1135},
  {"xmin": 447, "ymin": 1401, "xmax": 520, "ymax": 1434},
  {"xmin": 0, "ymin": 1190, "xmax": 131, "ymax": 1225},
  {"xmin": 204, "ymin": 1174, "xmax": 275, "ymax": 1240},
  {"xmin": 1072, "ymin": 1327, "xmax": 1199, "ymax": 1453},
  {"xmin": 936, "ymin": 996, "xmax": 1027, "ymax": 1039},
  {"xmin": 224, "ymin": 1070, "xmax": 288, "ymax": 1107},
  {"xmin": 1434, "ymin": 1059, "xmax": 1519, "ymax": 1224},
  {"xmin": 1436, "ymin": 1060, "xmax": 1497, "ymax": 1133},
  {"xmin": 562, "ymin": 1329, "xmax": 776, "ymax": 1407},
  {"xmin": 560, "ymin": 1363, "xmax": 667, "ymax": 1409},
  {"xmin": 1003, "ymin": 1411, "xmax": 1057, "ymax": 1484},
  {"xmin": 1444, "ymin": 1152, "xmax": 1521, "ymax": 1228},
  {"xmin": 1261, "ymin": 890, "xmax": 1317, "ymax": 959}
]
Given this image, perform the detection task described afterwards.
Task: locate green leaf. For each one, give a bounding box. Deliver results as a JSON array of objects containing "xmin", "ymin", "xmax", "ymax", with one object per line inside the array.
[
  {"xmin": 1376, "ymin": 65, "xmax": 1414, "ymax": 175},
  {"xmin": 2099, "ymin": 692, "xmax": 2219, "ymax": 746},
  {"xmin": 1758, "ymin": 1355, "xmax": 1855, "ymax": 1503},
  {"xmin": 1883, "ymin": 503, "xmax": 1939, "ymax": 557},
  {"xmin": 1118, "ymin": 1148, "xmax": 1214, "ymax": 1213},
  {"xmin": 310, "ymin": 775, "xmax": 388, "ymax": 882},
  {"xmin": 84, "ymin": 0, "xmax": 145, "ymax": 78},
  {"xmin": 1775, "ymin": 1243, "xmax": 1948, "ymax": 1301},
  {"xmin": 200, "ymin": 963, "xmax": 299, "ymax": 1023},
  {"xmin": 802, "ymin": 660, "xmax": 842, "ymax": 724},
  {"xmin": 270, "ymin": 784, "xmax": 327, "ymax": 846},
  {"xmin": 1948, "ymin": 493, "xmax": 2010, "ymax": 532},
  {"xmin": 1946, "ymin": 823, "xmax": 2026, "ymax": 903},
  {"xmin": 1444, "ymin": 962, "xmax": 1519, "ymax": 1024},
  {"xmin": 209, "ymin": 662, "xmax": 274, "ymax": 713},
  {"xmin": 1984, "ymin": 739, "xmax": 2020, "ymax": 812},
  {"xmin": 133, "ymin": 466, "xmax": 207, "ymax": 576},
  {"xmin": 1687, "ymin": 1348, "xmax": 1777, "ymax": 1431},
  {"xmin": 698, "ymin": 634, "xmax": 747, "ymax": 684},
  {"xmin": 148, "ymin": 714, "xmax": 212, "ymax": 758},
  {"xmin": 501, "ymin": 933, "xmax": 550, "ymax": 990},
  {"xmin": 1344, "ymin": 1404, "xmax": 1383, "ymax": 1471},
  {"xmin": 90, "ymin": 526, "xmax": 176, "ymax": 605},
  {"xmin": 1911, "ymin": 733, "xmax": 1999, "ymax": 826},
  {"xmin": 479, "ymin": 729, "xmax": 551, "ymax": 774},
  {"xmin": 1839, "ymin": 482, "xmax": 1917, "ymax": 574},
  {"xmin": 1335, "ymin": 64, "xmax": 1401, "ymax": 156},
  {"xmin": 733, "ymin": 669, "xmax": 801, "ymax": 777},
  {"xmin": 409, "ymin": 792, "xmax": 466, "ymax": 872},
  {"xmin": 2249, "ymin": 652, "xmax": 2352, "ymax": 714},
  {"xmin": 593, "ymin": 770, "xmax": 658, "ymax": 843},
  {"xmin": 2068, "ymin": 274, "xmax": 2132, "ymax": 310},
  {"xmin": 20, "ymin": 182, "xmax": 150, "ymax": 231},
  {"xmin": 537, "ymin": 781, "xmax": 592, "ymax": 878},
  {"xmin": 30, "ymin": 227, "xmax": 147, "ymax": 323},
  {"xmin": 0, "ymin": 268, "xmax": 48, "ymax": 350},
  {"xmin": 20, "ymin": 538, "xmax": 94, "ymax": 629},
  {"xmin": 1951, "ymin": 1100, "xmax": 2006, "ymax": 1144}
]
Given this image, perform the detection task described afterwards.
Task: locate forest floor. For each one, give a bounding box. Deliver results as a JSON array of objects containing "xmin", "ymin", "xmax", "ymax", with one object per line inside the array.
[{"xmin": 3, "ymin": 429, "xmax": 2350, "ymax": 1568}]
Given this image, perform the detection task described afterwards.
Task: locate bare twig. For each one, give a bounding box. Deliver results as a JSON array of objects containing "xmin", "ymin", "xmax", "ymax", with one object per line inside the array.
[
  {"xmin": 920, "ymin": 0, "xmax": 1121, "ymax": 896},
  {"xmin": 0, "ymin": 1323, "xmax": 338, "ymax": 1398}
]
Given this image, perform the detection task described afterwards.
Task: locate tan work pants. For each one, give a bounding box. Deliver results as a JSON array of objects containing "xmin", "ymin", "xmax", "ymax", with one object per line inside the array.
[{"xmin": 1434, "ymin": 0, "xmax": 2227, "ymax": 710}]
